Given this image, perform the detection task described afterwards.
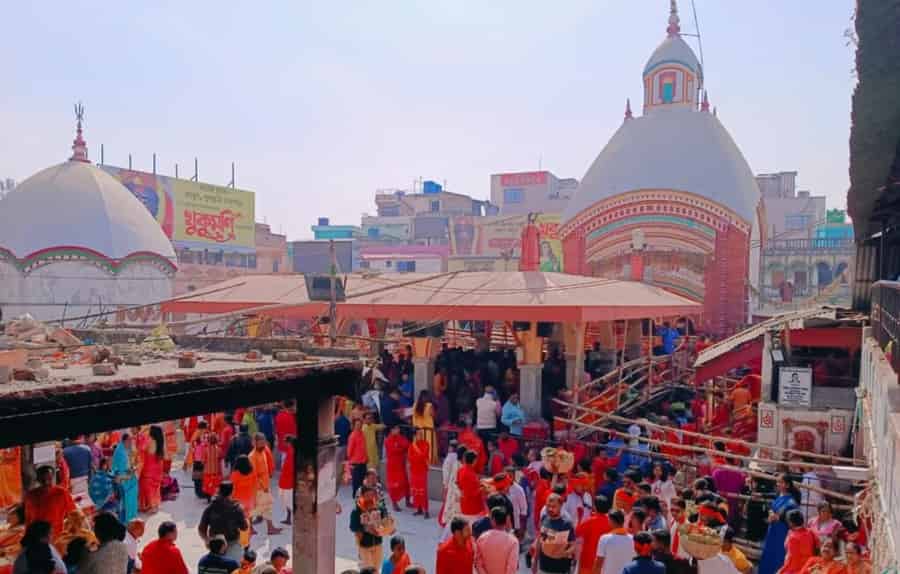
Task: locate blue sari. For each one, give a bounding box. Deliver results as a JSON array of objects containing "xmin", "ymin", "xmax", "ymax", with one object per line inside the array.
[
  {"xmin": 758, "ymin": 494, "xmax": 799, "ymax": 574},
  {"xmin": 112, "ymin": 441, "xmax": 138, "ymax": 523}
]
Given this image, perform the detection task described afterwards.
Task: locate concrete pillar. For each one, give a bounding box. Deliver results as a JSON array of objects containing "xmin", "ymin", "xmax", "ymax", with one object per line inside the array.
[
  {"xmin": 519, "ymin": 364, "xmax": 543, "ymax": 419},
  {"xmin": 413, "ymin": 357, "xmax": 434, "ymax": 398},
  {"xmin": 293, "ymin": 394, "xmax": 338, "ymax": 574}
]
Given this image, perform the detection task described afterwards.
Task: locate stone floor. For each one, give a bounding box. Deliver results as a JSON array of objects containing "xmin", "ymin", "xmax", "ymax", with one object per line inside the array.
[{"xmin": 139, "ymin": 468, "xmax": 448, "ymax": 573}]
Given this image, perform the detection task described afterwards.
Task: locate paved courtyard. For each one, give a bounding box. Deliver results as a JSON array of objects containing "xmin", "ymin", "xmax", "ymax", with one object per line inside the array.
[{"xmin": 140, "ymin": 468, "xmax": 447, "ymax": 573}]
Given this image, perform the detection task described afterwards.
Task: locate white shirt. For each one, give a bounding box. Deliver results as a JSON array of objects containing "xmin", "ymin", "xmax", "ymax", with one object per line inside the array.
[
  {"xmin": 476, "ymin": 395, "xmax": 500, "ymax": 429},
  {"xmin": 801, "ymin": 471, "xmax": 823, "ymax": 521},
  {"xmin": 651, "ymin": 479, "xmax": 678, "ymax": 510},
  {"xmin": 696, "ymin": 554, "xmax": 740, "ymax": 574},
  {"xmin": 125, "ymin": 532, "xmax": 142, "ymax": 569},
  {"xmin": 563, "ymin": 492, "xmax": 592, "ymax": 525},
  {"xmin": 442, "ymin": 453, "xmax": 459, "ymax": 489},
  {"xmin": 597, "ymin": 532, "xmax": 634, "ymax": 574},
  {"xmin": 507, "ymin": 482, "xmax": 528, "ymax": 530}
]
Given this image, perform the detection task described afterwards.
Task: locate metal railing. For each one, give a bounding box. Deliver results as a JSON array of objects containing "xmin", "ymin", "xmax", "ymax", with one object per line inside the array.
[
  {"xmin": 871, "ymin": 280, "xmax": 900, "ymax": 372},
  {"xmin": 761, "ymin": 237, "xmax": 855, "ymax": 254}
]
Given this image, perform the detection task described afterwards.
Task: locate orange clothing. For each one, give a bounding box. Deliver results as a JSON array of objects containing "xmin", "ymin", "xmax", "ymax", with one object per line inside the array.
[
  {"xmin": 457, "ymin": 465, "xmax": 485, "ymax": 516},
  {"xmin": 248, "ymin": 447, "xmax": 274, "ymax": 491},
  {"xmin": 799, "ymin": 558, "xmax": 846, "ymax": 574},
  {"xmin": 347, "ymin": 429, "xmax": 367, "ymax": 465},
  {"xmin": 386, "ymin": 552, "xmax": 411, "ymax": 574},
  {"xmin": 613, "ymin": 487, "xmax": 638, "ymax": 512},
  {"xmin": 24, "ymin": 485, "xmax": 75, "ymax": 536},
  {"xmin": 780, "ymin": 527, "xmax": 818, "ymax": 574},
  {"xmin": 436, "ymin": 537, "xmax": 474, "ymax": 574},
  {"xmin": 730, "ymin": 386, "xmax": 752, "ymax": 411},
  {"xmin": 231, "ymin": 470, "xmax": 257, "ymax": 514},
  {"xmin": 0, "ymin": 448, "xmax": 21, "ymax": 507},
  {"xmin": 458, "ymin": 430, "xmax": 486, "ymax": 474}
]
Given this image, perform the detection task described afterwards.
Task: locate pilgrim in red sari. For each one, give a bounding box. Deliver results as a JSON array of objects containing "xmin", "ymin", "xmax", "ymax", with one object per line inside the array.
[
  {"xmin": 384, "ymin": 427, "xmax": 411, "ymax": 510},
  {"xmin": 409, "ymin": 437, "xmax": 431, "ymax": 518},
  {"xmin": 457, "ymin": 451, "xmax": 485, "ymax": 519}
]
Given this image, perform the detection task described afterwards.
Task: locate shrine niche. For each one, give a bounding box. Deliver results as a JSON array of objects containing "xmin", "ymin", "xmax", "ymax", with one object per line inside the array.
[{"xmin": 783, "ymin": 418, "xmax": 829, "ymax": 454}]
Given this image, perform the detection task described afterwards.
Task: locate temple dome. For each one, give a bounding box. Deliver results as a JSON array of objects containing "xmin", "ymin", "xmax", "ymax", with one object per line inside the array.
[
  {"xmin": 0, "ymin": 160, "xmax": 176, "ymax": 263},
  {"xmin": 643, "ymin": 34, "xmax": 701, "ymax": 78},
  {"xmin": 561, "ymin": 106, "xmax": 760, "ymax": 224}
]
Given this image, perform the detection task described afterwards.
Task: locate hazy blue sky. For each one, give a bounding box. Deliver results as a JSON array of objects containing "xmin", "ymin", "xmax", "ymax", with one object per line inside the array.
[{"xmin": 1, "ymin": 1, "xmax": 856, "ymax": 239}]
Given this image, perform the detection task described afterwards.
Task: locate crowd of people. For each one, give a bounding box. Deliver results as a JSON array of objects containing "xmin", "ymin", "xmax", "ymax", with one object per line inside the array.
[
  {"xmin": 0, "ymin": 331, "xmax": 876, "ymax": 574},
  {"xmin": 0, "ymin": 402, "xmax": 302, "ymax": 574},
  {"xmin": 338, "ymin": 338, "xmax": 873, "ymax": 574}
]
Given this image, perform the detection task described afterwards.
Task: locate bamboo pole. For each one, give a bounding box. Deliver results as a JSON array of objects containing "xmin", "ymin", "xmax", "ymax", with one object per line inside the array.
[
  {"xmin": 557, "ymin": 398, "xmax": 865, "ymax": 465},
  {"xmin": 556, "ymin": 415, "xmax": 860, "ymax": 503}
]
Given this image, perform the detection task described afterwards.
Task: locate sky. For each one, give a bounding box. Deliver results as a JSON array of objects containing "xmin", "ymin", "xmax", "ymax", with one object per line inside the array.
[{"xmin": 1, "ymin": 1, "xmax": 856, "ymax": 240}]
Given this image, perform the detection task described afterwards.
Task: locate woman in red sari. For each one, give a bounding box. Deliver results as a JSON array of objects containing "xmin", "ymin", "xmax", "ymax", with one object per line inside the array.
[
  {"xmin": 384, "ymin": 427, "xmax": 410, "ymax": 511},
  {"xmin": 457, "ymin": 423, "xmax": 486, "ymax": 475},
  {"xmin": 408, "ymin": 435, "xmax": 431, "ymax": 518},
  {"xmin": 138, "ymin": 425, "xmax": 165, "ymax": 513}
]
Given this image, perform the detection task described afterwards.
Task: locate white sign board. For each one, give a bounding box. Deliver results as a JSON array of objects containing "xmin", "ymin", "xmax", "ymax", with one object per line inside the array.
[{"xmin": 778, "ymin": 366, "xmax": 813, "ymax": 407}]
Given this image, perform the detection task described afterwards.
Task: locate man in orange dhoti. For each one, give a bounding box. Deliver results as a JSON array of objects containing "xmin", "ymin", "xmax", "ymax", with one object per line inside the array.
[
  {"xmin": 408, "ymin": 437, "xmax": 431, "ymax": 519},
  {"xmin": 248, "ymin": 433, "xmax": 282, "ymax": 536},
  {"xmin": 384, "ymin": 427, "xmax": 410, "ymax": 512},
  {"xmin": 24, "ymin": 466, "xmax": 75, "ymax": 537}
]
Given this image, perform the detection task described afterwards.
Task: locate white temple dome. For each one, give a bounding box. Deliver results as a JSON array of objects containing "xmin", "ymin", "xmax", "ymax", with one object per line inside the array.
[
  {"xmin": 643, "ymin": 34, "xmax": 701, "ymax": 78},
  {"xmin": 561, "ymin": 106, "xmax": 760, "ymax": 224},
  {"xmin": 0, "ymin": 160, "xmax": 176, "ymax": 262}
]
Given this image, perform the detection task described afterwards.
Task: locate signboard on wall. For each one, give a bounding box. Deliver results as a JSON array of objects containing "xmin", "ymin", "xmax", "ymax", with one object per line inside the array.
[
  {"xmin": 778, "ymin": 367, "xmax": 813, "ymax": 407},
  {"xmin": 449, "ymin": 213, "xmax": 563, "ymax": 270},
  {"xmin": 103, "ymin": 166, "xmax": 256, "ymax": 250}
]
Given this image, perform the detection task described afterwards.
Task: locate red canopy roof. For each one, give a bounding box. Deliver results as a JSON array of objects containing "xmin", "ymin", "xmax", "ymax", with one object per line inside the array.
[{"xmin": 164, "ymin": 271, "xmax": 700, "ymax": 323}]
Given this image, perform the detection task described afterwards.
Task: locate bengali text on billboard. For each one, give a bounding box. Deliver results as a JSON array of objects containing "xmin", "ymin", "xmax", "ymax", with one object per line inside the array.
[{"xmin": 172, "ymin": 179, "xmax": 255, "ymax": 248}]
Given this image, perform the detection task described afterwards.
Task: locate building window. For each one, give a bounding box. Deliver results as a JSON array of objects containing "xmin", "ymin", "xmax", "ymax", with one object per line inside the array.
[
  {"xmin": 397, "ymin": 261, "xmax": 416, "ymax": 272},
  {"xmin": 503, "ymin": 188, "xmax": 524, "ymax": 204},
  {"xmin": 380, "ymin": 206, "xmax": 400, "ymax": 217},
  {"xmin": 785, "ymin": 214, "xmax": 811, "ymax": 231},
  {"xmin": 430, "ymin": 200, "xmax": 440, "ymax": 213},
  {"xmin": 248, "ymin": 254, "xmax": 257, "ymax": 268},
  {"xmin": 273, "ymin": 259, "xmax": 280, "ymax": 273},
  {"xmin": 359, "ymin": 260, "xmax": 370, "ymax": 269},
  {"xmin": 385, "ymin": 260, "xmax": 392, "ymax": 268},
  {"xmin": 368, "ymin": 227, "xmax": 380, "ymax": 238}
]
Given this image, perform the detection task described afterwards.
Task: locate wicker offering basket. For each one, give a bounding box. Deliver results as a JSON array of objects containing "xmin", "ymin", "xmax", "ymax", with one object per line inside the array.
[
  {"xmin": 677, "ymin": 523, "xmax": 721, "ymax": 560},
  {"xmin": 375, "ymin": 516, "xmax": 397, "ymax": 537}
]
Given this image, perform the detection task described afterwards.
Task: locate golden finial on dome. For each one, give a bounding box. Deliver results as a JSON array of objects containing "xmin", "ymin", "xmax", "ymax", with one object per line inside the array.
[{"xmin": 667, "ymin": 0, "xmax": 681, "ymax": 37}]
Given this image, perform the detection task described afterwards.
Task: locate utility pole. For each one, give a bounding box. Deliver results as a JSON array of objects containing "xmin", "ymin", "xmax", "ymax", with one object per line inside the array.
[{"xmin": 328, "ymin": 239, "xmax": 337, "ymax": 346}]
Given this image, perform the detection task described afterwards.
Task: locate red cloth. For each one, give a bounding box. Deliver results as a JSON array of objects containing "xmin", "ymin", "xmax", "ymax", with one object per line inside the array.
[
  {"xmin": 219, "ymin": 424, "xmax": 234, "ymax": 460},
  {"xmin": 384, "ymin": 433, "xmax": 410, "ymax": 503},
  {"xmin": 534, "ymin": 479, "xmax": 551, "ymax": 530},
  {"xmin": 457, "ymin": 464, "xmax": 485, "ymax": 516},
  {"xmin": 782, "ymin": 528, "xmax": 818, "ymax": 574},
  {"xmin": 488, "ymin": 453, "xmax": 505, "ymax": 477},
  {"xmin": 409, "ymin": 440, "xmax": 430, "ymax": 511},
  {"xmin": 436, "ymin": 537, "xmax": 474, "ymax": 574},
  {"xmin": 347, "ymin": 430, "xmax": 367, "ymax": 465},
  {"xmin": 591, "ymin": 455, "xmax": 620, "ymax": 488},
  {"xmin": 575, "ymin": 513, "xmax": 611, "ymax": 574},
  {"xmin": 24, "ymin": 485, "xmax": 74, "ymax": 536},
  {"xmin": 275, "ymin": 410, "xmax": 297, "ymax": 453},
  {"xmin": 458, "ymin": 429, "xmax": 486, "ymax": 474},
  {"xmin": 278, "ymin": 444, "xmax": 294, "ymax": 491},
  {"xmin": 141, "ymin": 538, "xmax": 189, "ymax": 574},
  {"xmin": 519, "ymin": 221, "xmax": 540, "ymax": 271},
  {"xmin": 498, "ymin": 437, "xmax": 519, "ymax": 462},
  {"xmin": 613, "ymin": 487, "xmax": 638, "ymax": 512}
]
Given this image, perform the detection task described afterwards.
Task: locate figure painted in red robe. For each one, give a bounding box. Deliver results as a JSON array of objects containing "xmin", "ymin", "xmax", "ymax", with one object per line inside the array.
[{"xmin": 519, "ymin": 213, "xmax": 541, "ymax": 272}]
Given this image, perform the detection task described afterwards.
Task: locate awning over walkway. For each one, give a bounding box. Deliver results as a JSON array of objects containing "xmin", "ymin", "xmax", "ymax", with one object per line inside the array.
[{"xmin": 164, "ymin": 271, "xmax": 701, "ymax": 323}]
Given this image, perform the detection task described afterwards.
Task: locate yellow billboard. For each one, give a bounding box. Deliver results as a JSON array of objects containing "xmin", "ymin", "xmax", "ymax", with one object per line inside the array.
[
  {"xmin": 450, "ymin": 213, "xmax": 563, "ymax": 271},
  {"xmin": 172, "ymin": 180, "xmax": 255, "ymax": 249}
]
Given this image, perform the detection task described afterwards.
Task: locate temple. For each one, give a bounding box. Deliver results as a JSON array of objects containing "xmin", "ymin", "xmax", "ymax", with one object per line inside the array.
[{"xmin": 560, "ymin": 1, "xmax": 762, "ymax": 336}]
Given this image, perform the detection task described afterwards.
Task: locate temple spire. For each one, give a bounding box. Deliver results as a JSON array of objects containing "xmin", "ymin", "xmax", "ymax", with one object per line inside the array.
[
  {"xmin": 70, "ymin": 102, "xmax": 89, "ymax": 163},
  {"xmin": 625, "ymin": 98, "xmax": 633, "ymax": 119},
  {"xmin": 666, "ymin": 0, "xmax": 681, "ymax": 37},
  {"xmin": 701, "ymin": 90, "xmax": 710, "ymax": 112}
]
